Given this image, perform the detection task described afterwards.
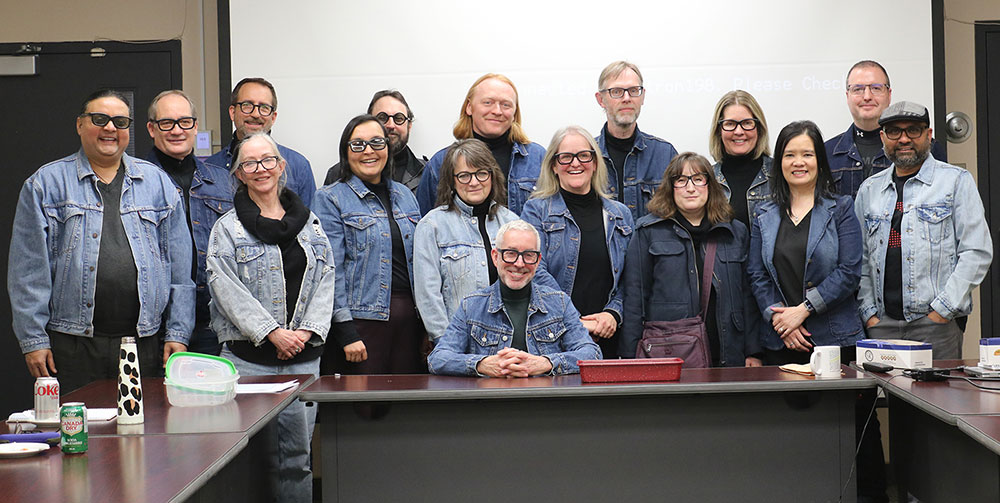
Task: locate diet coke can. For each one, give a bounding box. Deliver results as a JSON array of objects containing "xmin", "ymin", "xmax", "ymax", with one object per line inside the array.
[{"xmin": 34, "ymin": 377, "xmax": 60, "ymax": 422}]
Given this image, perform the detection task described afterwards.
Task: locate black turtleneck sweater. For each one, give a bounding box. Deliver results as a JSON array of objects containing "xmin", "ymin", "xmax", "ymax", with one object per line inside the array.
[
  {"xmin": 720, "ymin": 154, "xmax": 763, "ymax": 229},
  {"xmin": 561, "ymin": 189, "xmax": 614, "ymax": 321},
  {"xmin": 152, "ymin": 147, "xmax": 198, "ymax": 278},
  {"xmin": 474, "ymin": 131, "xmax": 513, "ymax": 179},
  {"xmin": 500, "ymin": 281, "xmax": 530, "ymax": 351},
  {"xmin": 853, "ymin": 126, "xmax": 884, "ymax": 178},
  {"xmin": 602, "ymin": 124, "xmax": 636, "ymax": 201},
  {"xmin": 363, "ymin": 176, "xmax": 411, "ymax": 295},
  {"xmin": 471, "ymin": 200, "xmax": 499, "ymax": 284},
  {"xmin": 675, "ymin": 214, "xmax": 721, "ymax": 366}
]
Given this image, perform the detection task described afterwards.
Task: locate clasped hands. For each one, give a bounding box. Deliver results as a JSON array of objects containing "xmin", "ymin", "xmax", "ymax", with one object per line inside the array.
[
  {"xmin": 476, "ymin": 347, "xmax": 553, "ymax": 378},
  {"xmin": 771, "ymin": 303, "xmax": 812, "ymax": 352},
  {"xmin": 267, "ymin": 328, "xmax": 313, "ymax": 360},
  {"xmin": 581, "ymin": 311, "xmax": 617, "ymax": 340}
]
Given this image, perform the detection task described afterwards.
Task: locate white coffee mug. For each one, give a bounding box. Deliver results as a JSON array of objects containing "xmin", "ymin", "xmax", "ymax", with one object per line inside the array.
[{"xmin": 810, "ymin": 345, "xmax": 842, "ymax": 379}]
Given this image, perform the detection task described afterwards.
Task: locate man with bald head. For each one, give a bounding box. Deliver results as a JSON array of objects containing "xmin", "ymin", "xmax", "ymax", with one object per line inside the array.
[
  {"xmin": 145, "ymin": 89, "xmax": 234, "ymax": 355},
  {"xmin": 9, "ymin": 89, "xmax": 194, "ymax": 392},
  {"xmin": 416, "ymin": 74, "xmax": 545, "ymax": 215}
]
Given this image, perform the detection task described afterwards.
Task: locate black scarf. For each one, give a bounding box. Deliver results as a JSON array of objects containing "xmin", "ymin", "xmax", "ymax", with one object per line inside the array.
[{"xmin": 234, "ymin": 186, "xmax": 309, "ymax": 244}]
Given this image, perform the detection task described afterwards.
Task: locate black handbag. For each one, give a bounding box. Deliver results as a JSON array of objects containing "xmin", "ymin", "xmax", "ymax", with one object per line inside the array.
[{"xmin": 636, "ymin": 240, "xmax": 716, "ymax": 368}]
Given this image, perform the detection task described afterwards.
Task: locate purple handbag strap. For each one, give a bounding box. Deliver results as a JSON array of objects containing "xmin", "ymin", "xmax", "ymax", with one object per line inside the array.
[{"xmin": 698, "ymin": 241, "xmax": 717, "ymax": 320}]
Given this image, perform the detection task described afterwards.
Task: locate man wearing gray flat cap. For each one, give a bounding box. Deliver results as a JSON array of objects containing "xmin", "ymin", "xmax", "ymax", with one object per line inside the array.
[{"xmin": 854, "ymin": 101, "xmax": 992, "ymax": 359}]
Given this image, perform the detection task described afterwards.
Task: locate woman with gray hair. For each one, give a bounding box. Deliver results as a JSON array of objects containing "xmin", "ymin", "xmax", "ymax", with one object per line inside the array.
[
  {"xmin": 413, "ymin": 139, "xmax": 518, "ymax": 342},
  {"xmin": 206, "ymin": 132, "xmax": 334, "ymax": 503},
  {"xmin": 521, "ymin": 125, "xmax": 633, "ymax": 358}
]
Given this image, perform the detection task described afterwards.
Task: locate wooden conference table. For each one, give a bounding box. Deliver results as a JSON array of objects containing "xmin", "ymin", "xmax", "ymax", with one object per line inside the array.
[
  {"xmin": 865, "ymin": 359, "xmax": 1000, "ymax": 502},
  {"xmin": 301, "ymin": 366, "xmax": 876, "ymax": 503},
  {"xmin": 0, "ymin": 374, "xmax": 311, "ymax": 503}
]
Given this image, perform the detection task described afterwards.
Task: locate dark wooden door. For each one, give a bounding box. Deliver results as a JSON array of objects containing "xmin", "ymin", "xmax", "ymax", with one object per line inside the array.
[{"xmin": 976, "ymin": 23, "xmax": 1000, "ymax": 339}]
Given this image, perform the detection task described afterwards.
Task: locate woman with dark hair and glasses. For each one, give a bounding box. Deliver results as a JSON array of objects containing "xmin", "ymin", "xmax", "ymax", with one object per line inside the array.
[
  {"xmin": 709, "ymin": 90, "xmax": 773, "ymax": 230},
  {"xmin": 313, "ymin": 114, "xmax": 424, "ymax": 375},
  {"xmin": 620, "ymin": 153, "xmax": 761, "ymax": 366},
  {"xmin": 521, "ymin": 125, "xmax": 633, "ymax": 358},
  {"xmin": 413, "ymin": 139, "xmax": 518, "ymax": 343},
  {"xmin": 747, "ymin": 120, "xmax": 864, "ymax": 365},
  {"xmin": 207, "ymin": 132, "xmax": 333, "ymax": 502}
]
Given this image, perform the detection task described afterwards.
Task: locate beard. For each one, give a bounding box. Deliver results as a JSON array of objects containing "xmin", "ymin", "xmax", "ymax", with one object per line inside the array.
[{"xmin": 887, "ymin": 144, "xmax": 930, "ymax": 169}]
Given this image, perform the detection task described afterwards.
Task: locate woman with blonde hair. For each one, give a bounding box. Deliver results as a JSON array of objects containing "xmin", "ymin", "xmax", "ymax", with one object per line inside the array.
[
  {"xmin": 709, "ymin": 90, "xmax": 773, "ymax": 230},
  {"xmin": 521, "ymin": 125, "xmax": 633, "ymax": 358}
]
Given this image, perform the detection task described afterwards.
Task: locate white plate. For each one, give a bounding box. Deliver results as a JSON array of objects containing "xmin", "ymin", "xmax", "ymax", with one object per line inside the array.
[{"xmin": 0, "ymin": 442, "xmax": 51, "ymax": 459}]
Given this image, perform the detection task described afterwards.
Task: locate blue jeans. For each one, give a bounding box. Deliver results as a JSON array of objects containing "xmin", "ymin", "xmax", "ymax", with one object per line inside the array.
[{"xmin": 221, "ymin": 347, "xmax": 319, "ymax": 503}]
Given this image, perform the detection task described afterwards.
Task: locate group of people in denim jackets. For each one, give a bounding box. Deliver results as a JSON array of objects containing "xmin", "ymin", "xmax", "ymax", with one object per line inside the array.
[{"xmin": 8, "ymin": 58, "xmax": 995, "ymax": 503}]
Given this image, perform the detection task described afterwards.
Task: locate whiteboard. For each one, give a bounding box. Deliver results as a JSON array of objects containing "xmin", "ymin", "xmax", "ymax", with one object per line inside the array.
[{"xmin": 229, "ymin": 0, "xmax": 935, "ymax": 184}]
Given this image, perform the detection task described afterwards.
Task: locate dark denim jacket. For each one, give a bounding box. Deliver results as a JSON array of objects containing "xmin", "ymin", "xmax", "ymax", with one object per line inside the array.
[
  {"xmin": 619, "ymin": 216, "xmax": 761, "ymax": 365},
  {"xmin": 416, "ymin": 141, "xmax": 545, "ymax": 216},
  {"xmin": 427, "ymin": 281, "xmax": 602, "ymax": 376},
  {"xmin": 748, "ymin": 196, "xmax": 864, "ymax": 350},
  {"xmin": 713, "ymin": 155, "xmax": 774, "ymax": 222},
  {"xmin": 521, "ymin": 193, "xmax": 633, "ymax": 319},
  {"xmin": 596, "ymin": 125, "xmax": 678, "ymax": 221}
]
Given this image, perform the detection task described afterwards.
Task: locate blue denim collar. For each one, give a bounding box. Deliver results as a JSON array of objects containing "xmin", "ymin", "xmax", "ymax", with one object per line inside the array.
[
  {"xmin": 75, "ymin": 148, "xmax": 143, "ymax": 182},
  {"xmin": 486, "ymin": 281, "xmax": 548, "ymax": 315},
  {"xmin": 344, "ymin": 174, "xmax": 374, "ymax": 199}
]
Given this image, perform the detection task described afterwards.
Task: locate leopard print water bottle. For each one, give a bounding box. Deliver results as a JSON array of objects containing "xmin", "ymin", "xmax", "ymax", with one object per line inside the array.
[{"xmin": 117, "ymin": 337, "xmax": 144, "ymax": 424}]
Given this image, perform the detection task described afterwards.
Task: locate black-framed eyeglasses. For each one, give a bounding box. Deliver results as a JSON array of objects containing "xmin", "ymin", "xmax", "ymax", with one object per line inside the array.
[
  {"xmin": 234, "ymin": 101, "xmax": 274, "ymax": 116},
  {"xmin": 80, "ymin": 113, "xmax": 132, "ymax": 129},
  {"xmin": 150, "ymin": 117, "xmax": 196, "ymax": 131},
  {"xmin": 348, "ymin": 137, "xmax": 388, "ymax": 152},
  {"xmin": 600, "ymin": 86, "xmax": 644, "ymax": 99},
  {"xmin": 454, "ymin": 169, "xmax": 491, "ymax": 184},
  {"xmin": 555, "ymin": 150, "xmax": 596, "ymax": 165},
  {"xmin": 497, "ymin": 249, "xmax": 541, "ymax": 265},
  {"xmin": 718, "ymin": 118, "xmax": 758, "ymax": 132},
  {"xmin": 375, "ymin": 112, "xmax": 411, "ymax": 126},
  {"xmin": 672, "ymin": 174, "xmax": 709, "ymax": 188},
  {"xmin": 847, "ymin": 83, "xmax": 889, "ymax": 96},
  {"xmin": 237, "ymin": 155, "xmax": 280, "ymax": 173},
  {"xmin": 883, "ymin": 125, "xmax": 927, "ymax": 140}
]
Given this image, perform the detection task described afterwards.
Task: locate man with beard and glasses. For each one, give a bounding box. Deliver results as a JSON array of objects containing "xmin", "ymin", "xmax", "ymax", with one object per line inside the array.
[
  {"xmin": 206, "ymin": 77, "xmax": 317, "ymax": 207},
  {"xmin": 855, "ymin": 101, "xmax": 992, "ymax": 359},
  {"xmin": 428, "ymin": 220, "xmax": 601, "ymax": 377},
  {"xmin": 594, "ymin": 61, "xmax": 678, "ymax": 221},
  {"xmin": 324, "ymin": 89, "xmax": 427, "ymax": 191}
]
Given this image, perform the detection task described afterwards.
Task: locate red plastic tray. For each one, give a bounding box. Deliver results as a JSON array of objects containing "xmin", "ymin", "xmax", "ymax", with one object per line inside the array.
[{"xmin": 578, "ymin": 358, "xmax": 684, "ymax": 383}]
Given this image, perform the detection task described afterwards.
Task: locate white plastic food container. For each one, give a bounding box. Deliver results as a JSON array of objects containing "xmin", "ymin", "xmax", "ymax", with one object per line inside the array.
[{"xmin": 164, "ymin": 352, "xmax": 240, "ymax": 407}]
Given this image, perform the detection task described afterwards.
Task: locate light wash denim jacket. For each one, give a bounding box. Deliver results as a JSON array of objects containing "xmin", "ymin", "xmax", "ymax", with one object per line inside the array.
[
  {"xmin": 313, "ymin": 175, "xmax": 420, "ymax": 322},
  {"xmin": 749, "ymin": 196, "xmax": 864, "ymax": 350},
  {"xmin": 416, "ymin": 141, "xmax": 546, "ymax": 216},
  {"xmin": 206, "ymin": 209, "xmax": 334, "ymax": 345},
  {"xmin": 413, "ymin": 197, "xmax": 518, "ymax": 341},
  {"xmin": 8, "ymin": 149, "xmax": 195, "ymax": 353},
  {"xmin": 596, "ymin": 125, "xmax": 678, "ymax": 221},
  {"xmin": 714, "ymin": 155, "xmax": 774, "ymax": 221},
  {"xmin": 854, "ymin": 156, "xmax": 993, "ymax": 322},
  {"xmin": 427, "ymin": 281, "xmax": 602, "ymax": 376},
  {"xmin": 520, "ymin": 193, "xmax": 634, "ymax": 319}
]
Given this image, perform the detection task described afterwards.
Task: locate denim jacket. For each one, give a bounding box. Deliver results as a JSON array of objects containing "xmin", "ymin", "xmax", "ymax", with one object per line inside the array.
[
  {"xmin": 416, "ymin": 141, "xmax": 546, "ymax": 216},
  {"xmin": 596, "ymin": 125, "xmax": 678, "ymax": 221},
  {"xmin": 854, "ymin": 156, "xmax": 992, "ymax": 322},
  {"xmin": 313, "ymin": 175, "xmax": 420, "ymax": 322},
  {"xmin": 206, "ymin": 209, "xmax": 334, "ymax": 345},
  {"xmin": 748, "ymin": 196, "xmax": 864, "ymax": 350},
  {"xmin": 825, "ymin": 123, "xmax": 948, "ymax": 198},
  {"xmin": 145, "ymin": 150, "xmax": 234, "ymax": 343},
  {"xmin": 521, "ymin": 193, "xmax": 634, "ymax": 319},
  {"xmin": 620, "ymin": 216, "xmax": 761, "ymax": 365},
  {"xmin": 714, "ymin": 155, "xmax": 774, "ymax": 221},
  {"xmin": 8, "ymin": 149, "xmax": 195, "ymax": 353},
  {"xmin": 205, "ymin": 142, "xmax": 316, "ymax": 208},
  {"xmin": 413, "ymin": 197, "xmax": 518, "ymax": 341},
  {"xmin": 427, "ymin": 281, "xmax": 602, "ymax": 376}
]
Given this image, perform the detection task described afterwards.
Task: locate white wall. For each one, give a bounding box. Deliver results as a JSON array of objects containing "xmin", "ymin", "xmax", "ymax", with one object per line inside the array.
[{"xmin": 230, "ymin": 0, "xmax": 934, "ymax": 181}]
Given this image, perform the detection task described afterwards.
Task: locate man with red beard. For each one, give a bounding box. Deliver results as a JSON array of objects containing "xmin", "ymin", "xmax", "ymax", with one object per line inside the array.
[
  {"xmin": 428, "ymin": 220, "xmax": 601, "ymax": 377},
  {"xmin": 206, "ymin": 77, "xmax": 317, "ymax": 207}
]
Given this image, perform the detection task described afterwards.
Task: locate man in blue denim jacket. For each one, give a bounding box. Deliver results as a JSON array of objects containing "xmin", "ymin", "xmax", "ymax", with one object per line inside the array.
[
  {"xmin": 145, "ymin": 90, "xmax": 234, "ymax": 355},
  {"xmin": 594, "ymin": 61, "xmax": 678, "ymax": 221},
  {"xmin": 205, "ymin": 77, "xmax": 316, "ymax": 207},
  {"xmin": 826, "ymin": 61, "xmax": 946, "ymax": 199},
  {"xmin": 416, "ymin": 74, "xmax": 545, "ymax": 216},
  {"xmin": 8, "ymin": 89, "xmax": 195, "ymax": 392},
  {"xmin": 428, "ymin": 220, "xmax": 601, "ymax": 377},
  {"xmin": 855, "ymin": 101, "xmax": 992, "ymax": 358}
]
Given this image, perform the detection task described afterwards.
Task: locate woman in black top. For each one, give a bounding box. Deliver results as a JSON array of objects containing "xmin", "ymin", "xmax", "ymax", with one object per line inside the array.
[{"xmin": 709, "ymin": 90, "xmax": 774, "ymax": 231}]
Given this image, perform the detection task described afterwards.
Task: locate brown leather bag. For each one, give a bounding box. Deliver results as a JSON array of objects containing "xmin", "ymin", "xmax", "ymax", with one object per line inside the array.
[{"xmin": 636, "ymin": 241, "xmax": 715, "ymax": 368}]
